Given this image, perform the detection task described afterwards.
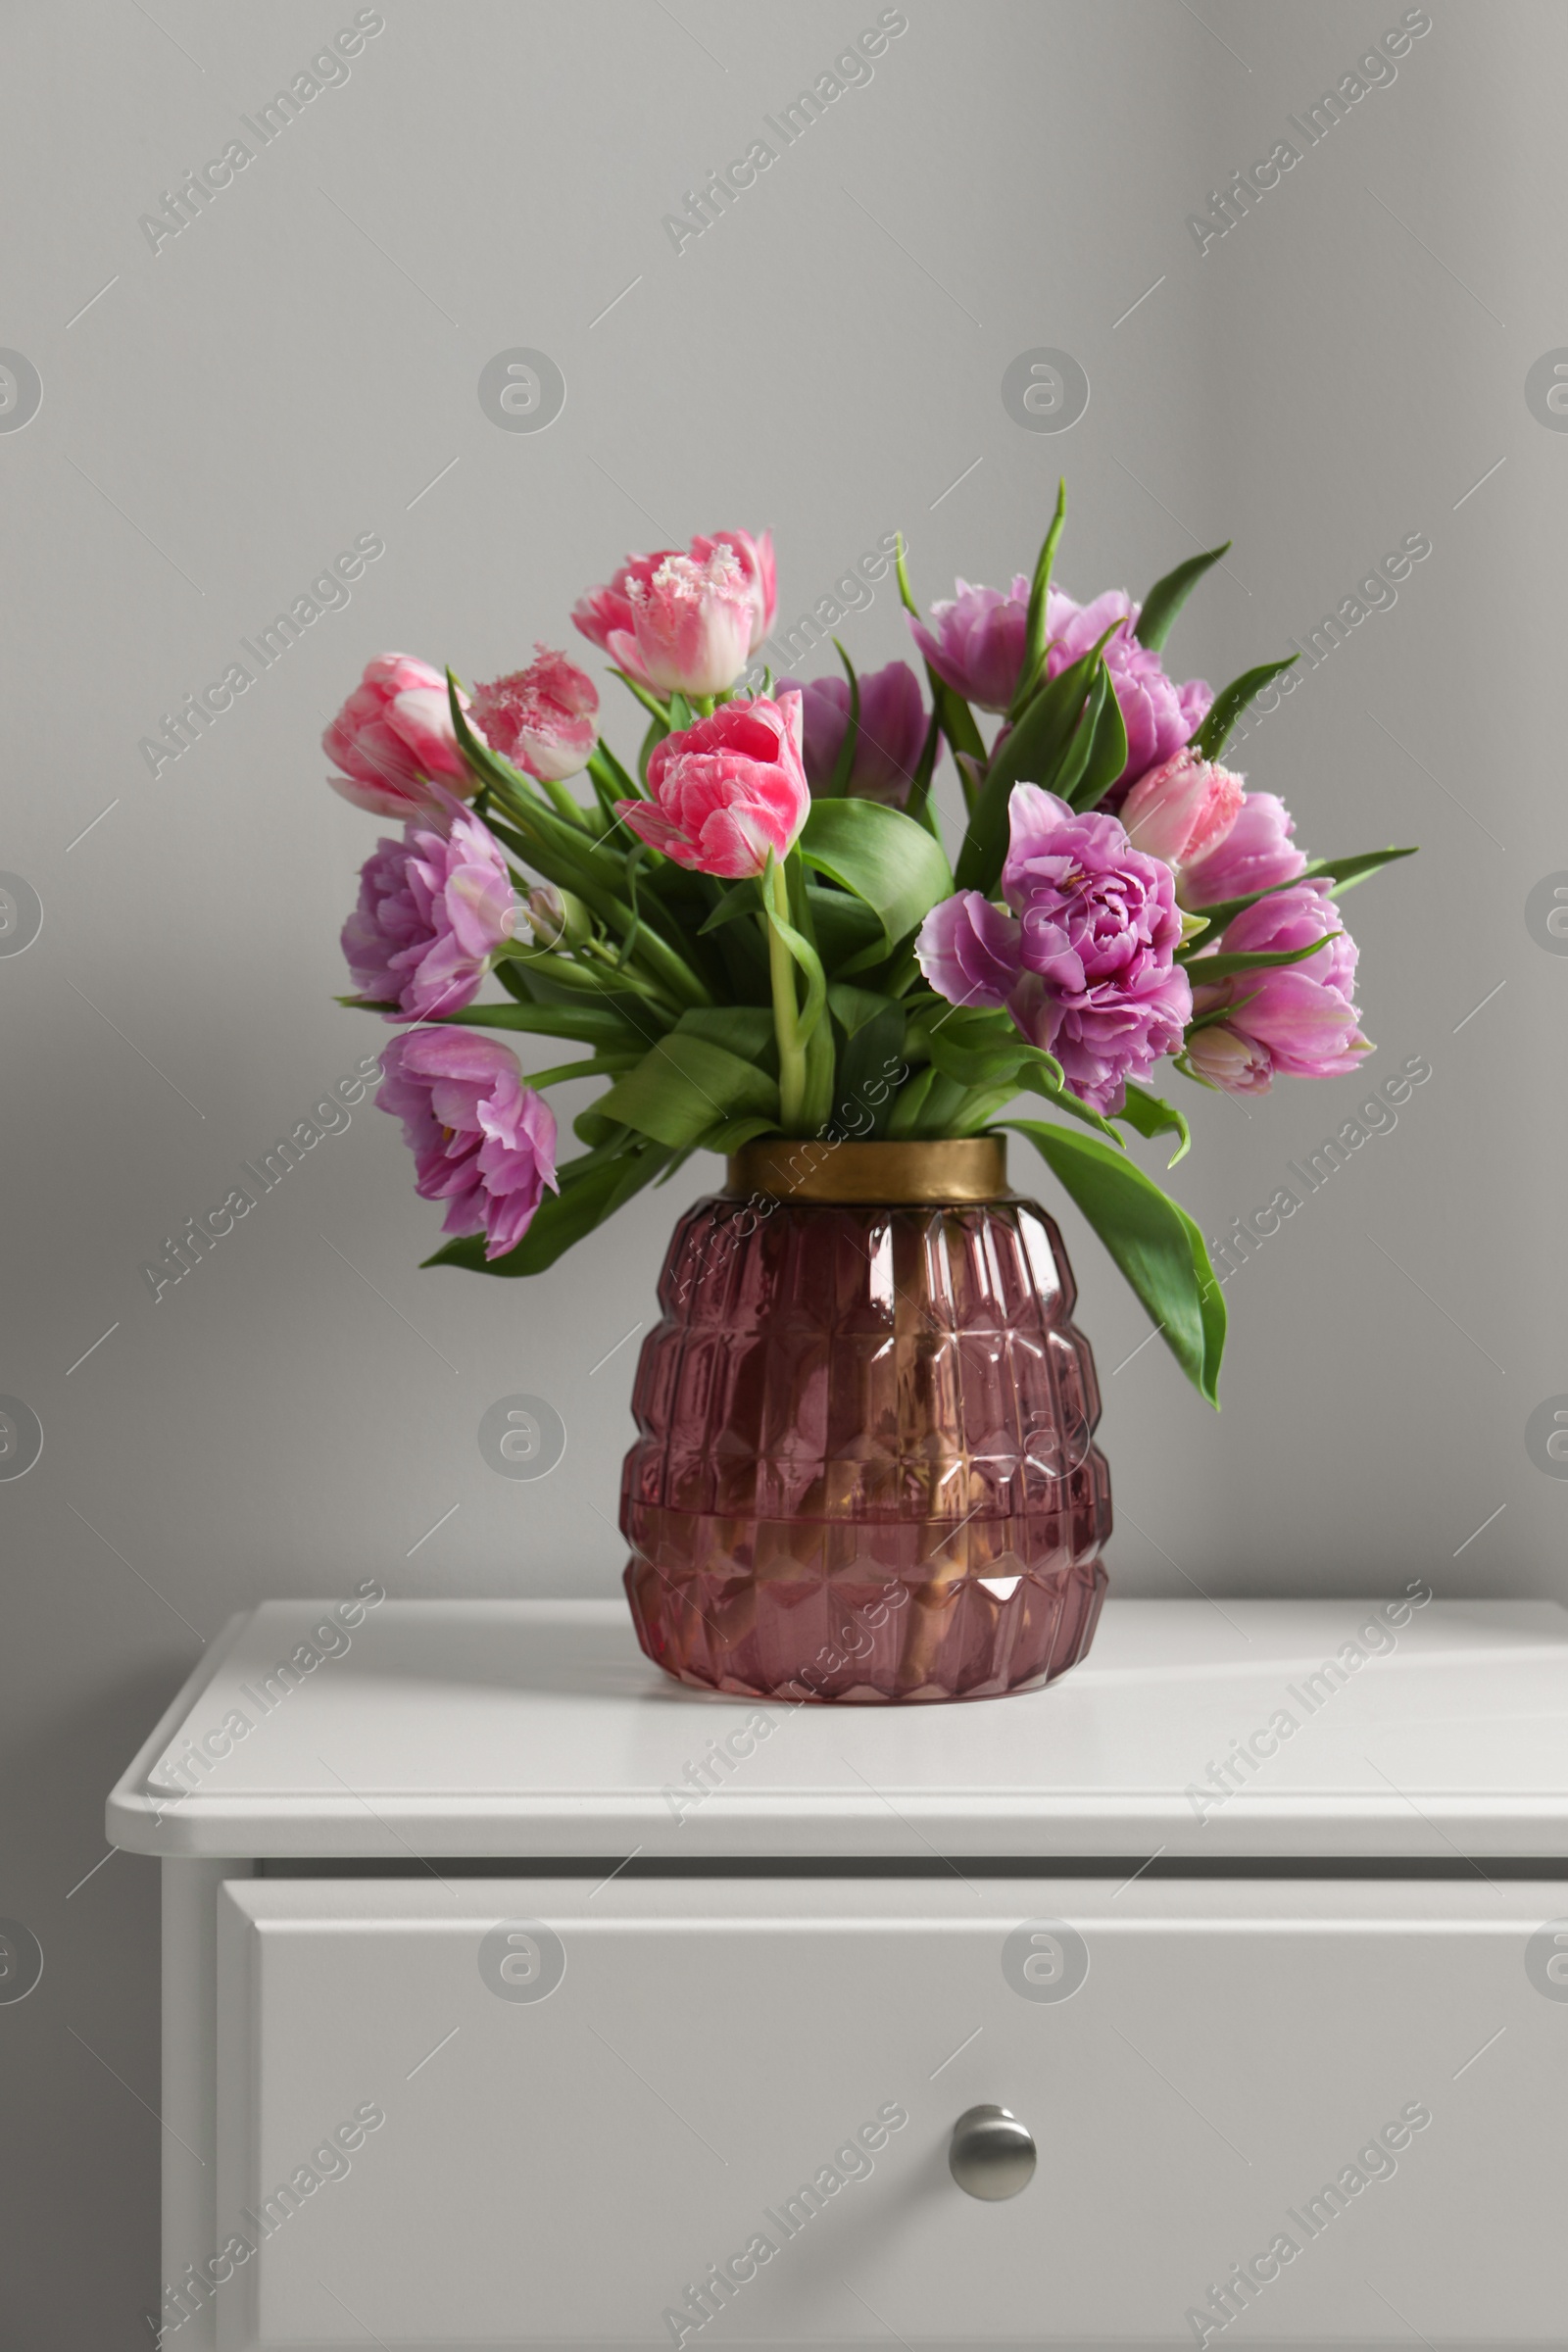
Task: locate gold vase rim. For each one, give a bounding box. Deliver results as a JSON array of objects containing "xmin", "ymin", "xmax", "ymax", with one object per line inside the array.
[{"xmin": 726, "ymin": 1136, "xmax": 1008, "ymax": 1205}]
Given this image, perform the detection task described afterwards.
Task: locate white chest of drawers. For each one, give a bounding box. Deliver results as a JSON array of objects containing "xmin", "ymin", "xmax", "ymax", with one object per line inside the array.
[{"xmin": 109, "ymin": 1595, "xmax": 1568, "ymax": 2351}]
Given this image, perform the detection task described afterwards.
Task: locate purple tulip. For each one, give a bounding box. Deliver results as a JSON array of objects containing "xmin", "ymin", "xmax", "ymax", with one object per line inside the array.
[
  {"xmin": 913, "ymin": 891, "xmax": 1022, "ymax": 1008},
  {"xmin": 907, "ymin": 575, "xmax": 1031, "ymax": 713},
  {"xmin": 1187, "ymin": 881, "xmax": 1367, "ymax": 1094},
  {"xmin": 342, "ymin": 808, "xmax": 517, "ymax": 1023},
  {"xmin": 907, "ymin": 572, "xmax": 1212, "ymax": 804},
  {"xmin": 1044, "ymin": 587, "xmax": 1211, "ymax": 808},
  {"xmin": 377, "ymin": 1028, "xmax": 559, "ymax": 1260},
  {"xmin": 777, "ymin": 660, "xmax": 930, "ymax": 806},
  {"xmin": 915, "ymin": 784, "xmax": 1192, "ymax": 1113},
  {"xmin": 1179, "ymin": 789, "xmax": 1306, "ymax": 910}
]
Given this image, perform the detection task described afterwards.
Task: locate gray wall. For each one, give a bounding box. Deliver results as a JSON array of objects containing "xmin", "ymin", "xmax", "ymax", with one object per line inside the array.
[{"xmin": 2, "ymin": 0, "xmax": 1561, "ymax": 2335}]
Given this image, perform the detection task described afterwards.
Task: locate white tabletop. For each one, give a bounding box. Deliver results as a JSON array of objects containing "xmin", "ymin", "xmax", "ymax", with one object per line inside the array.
[{"xmin": 106, "ymin": 1595, "xmax": 1568, "ymax": 1860}]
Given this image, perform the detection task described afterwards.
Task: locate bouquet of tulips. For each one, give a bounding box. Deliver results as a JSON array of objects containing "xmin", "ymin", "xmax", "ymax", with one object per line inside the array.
[{"xmin": 328, "ymin": 488, "xmax": 1413, "ymax": 1405}]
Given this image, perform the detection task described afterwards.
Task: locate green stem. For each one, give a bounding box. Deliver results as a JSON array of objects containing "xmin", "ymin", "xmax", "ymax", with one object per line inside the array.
[
  {"xmin": 497, "ymin": 944, "xmax": 677, "ymax": 1018},
  {"xmin": 764, "ymin": 861, "xmax": 807, "ymax": 1131},
  {"xmin": 537, "ymin": 773, "xmax": 591, "ymax": 827}
]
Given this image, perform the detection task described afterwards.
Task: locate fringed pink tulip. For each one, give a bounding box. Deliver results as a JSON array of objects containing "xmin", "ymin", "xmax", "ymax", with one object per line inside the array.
[
  {"xmin": 607, "ymin": 545, "xmax": 756, "ymax": 697},
  {"xmin": 469, "ymin": 646, "xmax": 599, "ymax": 782},
  {"xmin": 573, "ymin": 530, "xmax": 775, "ymax": 685}
]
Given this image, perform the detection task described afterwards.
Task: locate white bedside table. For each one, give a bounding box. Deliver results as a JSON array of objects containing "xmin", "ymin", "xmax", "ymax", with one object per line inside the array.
[{"xmin": 110, "ymin": 1594, "xmax": 1568, "ymax": 2351}]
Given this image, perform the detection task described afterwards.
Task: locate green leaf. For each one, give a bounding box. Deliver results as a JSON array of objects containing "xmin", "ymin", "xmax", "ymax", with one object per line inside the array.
[
  {"xmin": 1009, "ymin": 478, "xmax": 1067, "ymax": 715},
  {"xmin": 829, "ymin": 991, "xmax": 906, "ymax": 1139},
  {"xmin": 699, "ymin": 1114, "xmax": 778, "ymax": 1155},
  {"xmin": 1135, "ymin": 543, "xmax": 1231, "ymax": 653},
  {"xmin": 919, "ymin": 1004, "xmax": 1064, "ymax": 1097},
  {"xmin": 424, "ymin": 1143, "xmax": 672, "ymax": 1277},
  {"xmin": 1186, "ymin": 988, "xmax": 1261, "ymax": 1034},
  {"xmin": 1188, "ymin": 657, "xmax": 1298, "ymax": 761},
  {"xmin": 822, "ymin": 640, "xmax": 860, "ymax": 799},
  {"xmin": 593, "ymin": 1030, "xmax": 780, "ymax": 1150},
  {"xmin": 904, "ymin": 709, "xmax": 943, "ymax": 834},
  {"xmin": 697, "ymin": 877, "xmax": 760, "ymax": 936},
  {"xmin": 805, "ymin": 883, "xmax": 885, "ymax": 970},
  {"xmin": 430, "ymin": 1001, "xmax": 643, "ymax": 1051},
  {"xmin": 612, "ymin": 671, "xmax": 672, "ymax": 734},
  {"xmin": 1015, "ymin": 1060, "xmax": 1123, "ymax": 1147},
  {"xmin": 1113, "ymin": 1082, "xmax": 1191, "ymax": 1167},
  {"xmin": 1060, "ymin": 661, "xmax": 1129, "ymax": 812},
  {"xmin": 885, "ymin": 1063, "xmax": 937, "ymax": 1138},
  {"xmin": 955, "ymin": 625, "xmax": 1120, "ymax": 893},
  {"xmin": 828, "ymin": 981, "xmax": 897, "ymax": 1035},
  {"xmin": 799, "ymin": 798, "xmax": 954, "ymax": 952},
  {"xmin": 1180, "ymin": 932, "xmax": 1340, "ymax": 982},
  {"xmin": 586, "ymin": 741, "xmax": 640, "ymax": 830},
  {"xmin": 1004, "ymin": 1119, "xmax": 1225, "ymax": 1405},
  {"xmin": 672, "ymin": 1004, "xmax": 777, "ymax": 1061},
  {"xmin": 1181, "ymin": 845, "xmax": 1416, "ymax": 933},
  {"xmin": 894, "ymin": 531, "xmax": 919, "ymax": 618},
  {"xmin": 1300, "ymin": 846, "xmax": 1419, "ymax": 896}
]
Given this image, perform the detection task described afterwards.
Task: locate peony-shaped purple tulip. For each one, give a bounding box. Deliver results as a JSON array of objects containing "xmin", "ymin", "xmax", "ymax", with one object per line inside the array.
[
  {"xmin": 777, "ymin": 660, "xmax": 929, "ymax": 806},
  {"xmin": 1179, "ymin": 789, "xmax": 1307, "ymax": 910},
  {"xmin": 916, "ymin": 783, "xmax": 1192, "ymax": 1113},
  {"xmin": 915, "ymin": 890, "xmax": 1023, "ymax": 1009},
  {"xmin": 907, "ymin": 574, "xmax": 1211, "ymax": 804},
  {"xmin": 907, "ymin": 574, "xmax": 1030, "ymax": 713},
  {"xmin": 1186, "ymin": 881, "xmax": 1367, "ymax": 1095},
  {"xmin": 342, "ymin": 808, "xmax": 517, "ymax": 1023},
  {"xmin": 377, "ymin": 1028, "xmax": 558, "ymax": 1260},
  {"xmin": 1044, "ymin": 587, "xmax": 1211, "ymax": 808}
]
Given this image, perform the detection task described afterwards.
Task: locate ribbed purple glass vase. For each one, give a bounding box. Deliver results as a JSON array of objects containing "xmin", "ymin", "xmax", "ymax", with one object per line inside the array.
[{"xmin": 620, "ymin": 1167, "xmax": 1110, "ymax": 1703}]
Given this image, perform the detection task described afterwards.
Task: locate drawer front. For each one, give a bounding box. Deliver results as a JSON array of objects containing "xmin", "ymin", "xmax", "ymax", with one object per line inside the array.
[{"xmin": 213, "ymin": 1876, "xmax": 1568, "ymax": 2348}]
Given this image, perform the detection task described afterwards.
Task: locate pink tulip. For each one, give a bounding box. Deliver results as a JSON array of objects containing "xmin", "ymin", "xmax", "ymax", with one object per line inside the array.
[
  {"xmin": 573, "ymin": 530, "xmax": 775, "ymax": 681},
  {"xmin": 1183, "ymin": 1021, "xmax": 1274, "ymax": 1096},
  {"xmin": 692, "ymin": 529, "xmax": 776, "ymax": 653},
  {"xmin": 324, "ymin": 655, "xmax": 479, "ymax": 820},
  {"xmin": 606, "ymin": 545, "xmax": 756, "ymax": 698},
  {"xmin": 377, "ymin": 1028, "xmax": 558, "ymax": 1261},
  {"xmin": 617, "ymin": 693, "xmax": 810, "ymax": 878},
  {"xmin": 571, "ymin": 552, "xmax": 669, "ymax": 662},
  {"xmin": 469, "ymin": 646, "xmax": 600, "ymax": 782},
  {"xmin": 1179, "ymin": 790, "xmax": 1306, "ymax": 909},
  {"xmin": 1119, "ymin": 749, "xmax": 1245, "ymax": 871},
  {"xmin": 1187, "ymin": 881, "xmax": 1367, "ymax": 1093}
]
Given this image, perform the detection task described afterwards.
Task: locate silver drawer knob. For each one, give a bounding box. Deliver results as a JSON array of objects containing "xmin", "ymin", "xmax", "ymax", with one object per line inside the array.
[{"xmin": 948, "ymin": 2103, "xmax": 1036, "ymax": 2199}]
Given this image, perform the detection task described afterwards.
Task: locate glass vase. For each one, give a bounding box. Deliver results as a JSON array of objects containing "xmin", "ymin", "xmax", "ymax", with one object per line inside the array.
[{"xmin": 620, "ymin": 1138, "xmax": 1110, "ymax": 1703}]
